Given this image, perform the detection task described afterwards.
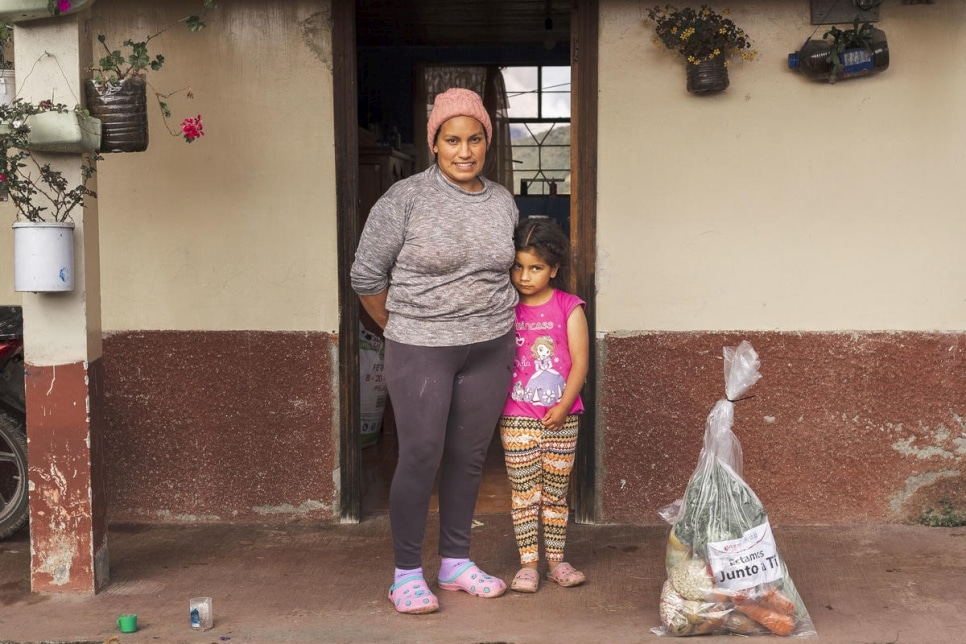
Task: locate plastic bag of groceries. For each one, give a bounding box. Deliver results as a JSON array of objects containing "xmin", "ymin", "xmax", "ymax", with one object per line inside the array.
[{"xmin": 652, "ymin": 341, "xmax": 816, "ymax": 637}]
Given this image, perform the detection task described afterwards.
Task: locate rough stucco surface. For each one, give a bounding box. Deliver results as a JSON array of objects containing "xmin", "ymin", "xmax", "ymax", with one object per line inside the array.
[
  {"xmin": 600, "ymin": 332, "xmax": 966, "ymax": 526},
  {"xmin": 25, "ymin": 359, "xmax": 108, "ymax": 593},
  {"xmin": 101, "ymin": 331, "xmax": 336, "ymax": 523}
]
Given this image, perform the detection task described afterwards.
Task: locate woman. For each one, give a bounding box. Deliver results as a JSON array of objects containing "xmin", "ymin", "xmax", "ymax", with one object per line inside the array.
[{"xmin": 350, "ymin": 88, "xmax": 518, "ymax": 615}]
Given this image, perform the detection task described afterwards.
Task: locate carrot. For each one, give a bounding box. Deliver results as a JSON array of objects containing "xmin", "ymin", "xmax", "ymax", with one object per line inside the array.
[
  {"xmin": 759, "ymin": 588, "xmax": 797, "ymax": 615},
  {"xmin": 711, "ymin": 588, "xmax": 743, "ymax": 603},
  {"xmin": 735, "ymin": 603, "xmax": 796, "ymax": 636}
]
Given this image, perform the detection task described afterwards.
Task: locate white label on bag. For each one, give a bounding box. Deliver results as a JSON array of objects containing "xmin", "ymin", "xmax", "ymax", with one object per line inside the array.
[{"xmin": 706, "ymin": 520, "xmax": 782, "ymax": 591}]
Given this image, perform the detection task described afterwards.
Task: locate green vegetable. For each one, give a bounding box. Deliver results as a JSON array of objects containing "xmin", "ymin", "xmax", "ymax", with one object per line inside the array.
[{"xmin": 672, "ymin": 459, "xmax": 768, "ymax": 559}]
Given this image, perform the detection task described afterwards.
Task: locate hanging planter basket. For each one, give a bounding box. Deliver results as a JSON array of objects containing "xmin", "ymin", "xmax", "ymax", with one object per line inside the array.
[
  {"xmin": 11, "ymin": 220, "xmax": 75, "ymax": 292},
  {"xmin": 0, "ymin": 68, "xmax": 14, "ymax": 107},
  {"xmin": 23, "ymin": 110, "xmax": 101, "ymax": 153},
  {"xmin": 686, "ymin": 58, "xmax": 730, "ymax": 95},
  {"xmin": 0, "ymin": 0, "xmax": 94, "ymax": 23},
  {"xmin": 84, "ymin": 76, "xmax": 148, "ymax": 153}
]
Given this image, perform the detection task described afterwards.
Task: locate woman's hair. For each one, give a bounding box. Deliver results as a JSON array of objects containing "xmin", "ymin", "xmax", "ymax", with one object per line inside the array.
[{"xmin": 514, "ymin": 217, "xmax": 569, "ymax": 289}]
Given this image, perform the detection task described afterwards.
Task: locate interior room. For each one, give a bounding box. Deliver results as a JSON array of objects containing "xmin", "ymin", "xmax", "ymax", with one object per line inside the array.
[{"xmin": 354, "ymin": 0, "xmax": 573, "ymax": 516}]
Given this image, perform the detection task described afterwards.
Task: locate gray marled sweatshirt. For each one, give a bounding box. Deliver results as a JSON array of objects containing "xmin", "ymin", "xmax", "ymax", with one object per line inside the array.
[{"xmin": 350, "ymin": 164, "xmax": 519, "ymax": 347}]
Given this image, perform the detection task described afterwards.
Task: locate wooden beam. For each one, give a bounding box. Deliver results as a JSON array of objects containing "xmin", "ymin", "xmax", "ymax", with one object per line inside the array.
[
  {"xmin": 570, "ymin": 0, "xmax": 599, "ymax": 525},
  {"xmin": 333, "ymin": 0, "xmax": 362, "ymax": 523}
]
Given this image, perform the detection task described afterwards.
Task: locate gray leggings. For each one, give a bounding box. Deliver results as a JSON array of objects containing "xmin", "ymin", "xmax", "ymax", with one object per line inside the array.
[{"xmin": 385, "ymin": 331, "xmax": 515, "ymax": 569}]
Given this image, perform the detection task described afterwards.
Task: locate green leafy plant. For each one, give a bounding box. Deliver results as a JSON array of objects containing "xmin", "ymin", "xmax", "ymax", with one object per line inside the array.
[
  {"xmin": 823, "ymin": 17, "xmax": 877, "ymax": 78},
  {"xmin": 0, "ymin": 99, "xmax": 101, "ymax": 222},
  {"xmin": 86, "ymin": 0, "xmax": 216, "ymax": 142},
  {"xmin": 0, "ymin": 23, "xmax": 11, "ymax": 70},
  {"xmin": 646, "ymin": 4, "xmax": 756, "ymax": 65},
  {"xmin": 90, "ymin": 1, "xmax": 215, "ymax": 85},
  {"xmin": 918, "ymin": 498, "xmax": 966, "ymax": 527},
  {"xmin": 673, "ymin": 461, "xmax": 768, "ymax": 559}
]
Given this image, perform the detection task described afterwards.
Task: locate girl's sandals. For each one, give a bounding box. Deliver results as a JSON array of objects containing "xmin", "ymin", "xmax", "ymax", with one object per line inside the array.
[
  {"xmin": 546, "ymin": 562, "xmax": 586, "ymax": 588},
  {"xmin": 510, "ymin": 567, "xmax": 539, "ymax": 593},
  {"xmin": 388, "ymin": 575, "xmax": 439, "ymax": 614},
  {"xmin": 437, "ymin": 561, "xmax": 506, "ymax": 598}
]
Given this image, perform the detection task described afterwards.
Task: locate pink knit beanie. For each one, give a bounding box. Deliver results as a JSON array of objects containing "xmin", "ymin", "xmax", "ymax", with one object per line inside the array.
[{"xmin": 426, "ymin": 88, "xmax": 492, "ymax": 151}]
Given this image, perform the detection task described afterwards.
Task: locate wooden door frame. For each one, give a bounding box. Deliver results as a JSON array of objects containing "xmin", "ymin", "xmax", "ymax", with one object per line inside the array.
[
  {"xmin": 333, "ymin": 0, "xmax": 362, "ymax": 523},
  {"xmin": 333, "ymin": 0, "xmax": 599, "ymax": 523},
  {"xmin": 570, "ymin": 0, "xmax": 599, "ymax": 525}
]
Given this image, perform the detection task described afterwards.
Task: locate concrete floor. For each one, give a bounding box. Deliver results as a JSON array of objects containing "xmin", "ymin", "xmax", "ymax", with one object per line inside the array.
[{"xmin": 0, "ymin": 515, "xmax": 963, "ymax": 644}]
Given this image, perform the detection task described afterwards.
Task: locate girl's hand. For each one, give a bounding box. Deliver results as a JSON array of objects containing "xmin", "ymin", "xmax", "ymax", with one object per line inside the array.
[{"xmin": 541, "ymin": 405, "xmax": 568, "ymax": 430}]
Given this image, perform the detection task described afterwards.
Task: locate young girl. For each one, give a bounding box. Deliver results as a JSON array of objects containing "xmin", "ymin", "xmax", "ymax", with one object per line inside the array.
[{"xmin": 500, "ymin": 217, "xmax": 590, "ymax": 593}]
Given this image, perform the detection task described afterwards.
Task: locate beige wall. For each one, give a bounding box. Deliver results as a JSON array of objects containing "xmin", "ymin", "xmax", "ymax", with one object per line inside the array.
[
  {"xmin": 97, "ymin": 0, "xmax": 338, "ymax": 333},
  {"xmin": 0, "ymin": 0, "xmax": 339, "ymax": 333},
  {"xmin": 598, "ymin": 0, "xmax": 966, "ymax": 332}
]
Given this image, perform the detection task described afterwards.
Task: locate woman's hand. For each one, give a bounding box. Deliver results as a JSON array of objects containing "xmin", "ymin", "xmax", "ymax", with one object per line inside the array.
[{"xmin": 358, "ymin": 291, "xmax": 389, "ymax": 330}]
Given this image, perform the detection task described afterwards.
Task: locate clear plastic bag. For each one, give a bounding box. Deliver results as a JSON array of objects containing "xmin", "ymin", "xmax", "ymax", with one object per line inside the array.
[{"xmin": 653, "ymin": 341, "xmax": 816, "ymax": 638}]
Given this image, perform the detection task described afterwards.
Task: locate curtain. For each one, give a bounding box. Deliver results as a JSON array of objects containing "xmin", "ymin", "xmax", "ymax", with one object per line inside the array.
[{"xmin": 416, "ymin": 64, "xmax": 514, "ymax": 192}]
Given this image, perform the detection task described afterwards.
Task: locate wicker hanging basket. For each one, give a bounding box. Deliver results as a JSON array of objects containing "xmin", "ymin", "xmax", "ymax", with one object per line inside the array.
[
  {"xmin": 84, "ymin": 76, "xmax": 149, "ymax": 153},
  {"xmin": 686, "ymin": 57, "xmax": 730, "ymax": 95}
]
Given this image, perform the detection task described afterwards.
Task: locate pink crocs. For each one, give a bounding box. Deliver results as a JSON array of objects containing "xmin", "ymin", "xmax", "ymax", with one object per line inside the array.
[
  {"xmin": 389, "ymin": 575, "xmax": 439, "ymax": 614},
  {"xmin": 437, "ymin": 562, "xmax": 506, "ymax": 598}
]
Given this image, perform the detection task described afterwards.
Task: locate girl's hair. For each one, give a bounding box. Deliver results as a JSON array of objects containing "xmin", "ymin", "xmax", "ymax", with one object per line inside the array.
[{"xmin": 514, "ymin": 217, "xmax": 569, "ymax": 289}]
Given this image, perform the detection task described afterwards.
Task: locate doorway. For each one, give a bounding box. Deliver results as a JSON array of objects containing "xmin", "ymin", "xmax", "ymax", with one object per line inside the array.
[{"xmin": 333, "ymin": 0, "xmax": 599, "ymax": 523}]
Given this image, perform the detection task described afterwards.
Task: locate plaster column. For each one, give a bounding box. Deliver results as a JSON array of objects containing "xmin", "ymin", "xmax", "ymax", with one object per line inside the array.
[{"xmin": 14, "ymin": 9, "xmax": 109, "ymax": 593}]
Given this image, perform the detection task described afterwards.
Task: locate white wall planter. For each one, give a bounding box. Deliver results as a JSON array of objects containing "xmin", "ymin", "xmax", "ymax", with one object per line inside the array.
[
  {"xmin": 0, "ymin": 0, "xmax": 94, "ymax": 23},
  {"xmin": 12, "ymin": 220, "xmax": 74, "ymax": 292},
  {"xmin": 24, "ymin": 110, "xmax": 101, "ymax": 152},
  {"xmin": 0, "ymin": 69, "xmax": 14, "ymax": 107}
]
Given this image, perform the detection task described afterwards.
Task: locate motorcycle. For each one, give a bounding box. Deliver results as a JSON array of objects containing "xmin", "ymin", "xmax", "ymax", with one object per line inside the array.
[{"xmin": 0, "ymin": 305, "xmax": 28, "ymax": 540}]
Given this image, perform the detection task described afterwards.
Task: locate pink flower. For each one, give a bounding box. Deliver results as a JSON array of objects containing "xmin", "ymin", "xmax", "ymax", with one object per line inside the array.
[
  {"xmin": 180, "ymin": 115, "xmax": 204, "ymax": 143},
  {"xmin": 56, "ymin": 0, "xmax": 71, "ymax": 12},
  {"xmin": 0, "ymin": 174, "xmax": 6, "ymax": 182}
]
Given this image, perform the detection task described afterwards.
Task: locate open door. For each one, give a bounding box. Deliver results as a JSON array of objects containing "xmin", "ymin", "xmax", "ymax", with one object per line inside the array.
[{"xmin": 334, "ymin": 0, "xmax": 598, "ymax": 524}]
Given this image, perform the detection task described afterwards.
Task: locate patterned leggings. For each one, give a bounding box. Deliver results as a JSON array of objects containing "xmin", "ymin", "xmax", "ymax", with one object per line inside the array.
[{"xmin": 499, "ymin": 414, "xmax": 579, "ymax": 564}]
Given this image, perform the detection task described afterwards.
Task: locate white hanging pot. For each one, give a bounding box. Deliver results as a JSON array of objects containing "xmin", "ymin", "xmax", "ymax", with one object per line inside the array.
[
  {"xmin": 12, "ymin": 220, "xmax": 74, "ymax": 292},
  {"xmin": 0, "ymin": 0, "xmax": 94, "ymax": 23},
  {"xmin": 24, "ymin": 110, "xmax": 101, "ymax": 152},
  {"xmin": 0, "ymin": 69, "xmax": 14, "ymax": 107}
]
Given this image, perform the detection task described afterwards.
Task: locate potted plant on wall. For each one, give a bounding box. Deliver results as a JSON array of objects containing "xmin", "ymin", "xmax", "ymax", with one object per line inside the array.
[
  {"xmin": 85, "ymin": 0, "xmax": 215, "ymax": 152},
  {"xmin": 1, "ymin": 98, "xmax": 101, "ymax": 292},
  {"xmin": 0, "ymin": 23, "xmax": 12, "ymax": 106},
  {"xmin": 646, "ymin": 4, "xmax": 757, "ymax": 95},
  {"xmin": 0, "ymin": 0, "xmax": 95, "ymax": 106},
  {"xmin": 788, "ymin": 16, "xmax": 889, "ymax": 83},
  {"xmin": 0, "ymin": 0, "xmax": 94, "ymax": 23}
]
